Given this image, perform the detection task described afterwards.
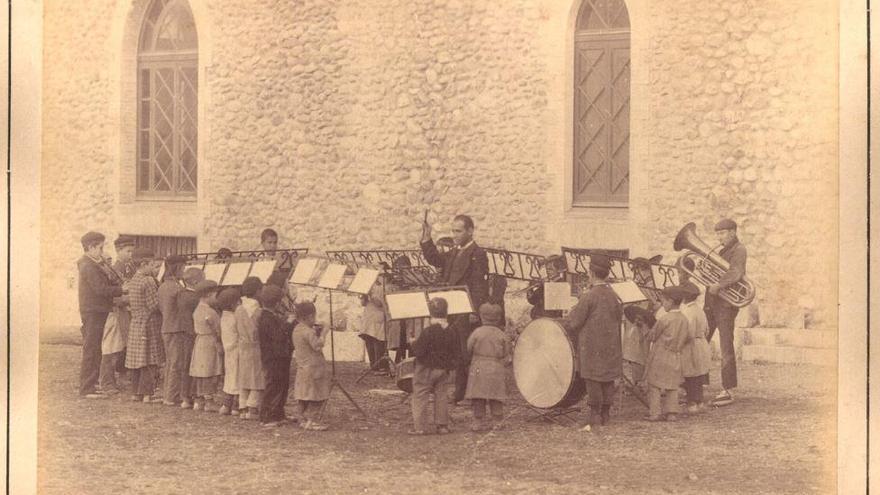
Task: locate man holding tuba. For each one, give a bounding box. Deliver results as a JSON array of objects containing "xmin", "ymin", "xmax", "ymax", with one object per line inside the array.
[{"xmin": 704, "ymin": 218, "xmax": 747, "ymax": 407}]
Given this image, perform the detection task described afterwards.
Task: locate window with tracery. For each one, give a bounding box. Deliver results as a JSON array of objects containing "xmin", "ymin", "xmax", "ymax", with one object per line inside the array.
[
  {"xmin": 137, "ymin": 0, "xmax": 198, "ymax": 197},
  {"xmin": 573, "ymin": 0, "xmax": 630, "ymax": 206}
]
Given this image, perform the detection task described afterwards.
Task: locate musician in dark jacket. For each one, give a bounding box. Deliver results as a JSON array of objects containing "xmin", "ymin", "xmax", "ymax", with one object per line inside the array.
[
  {"xmin": 77, "ymin": 231, "xmax": 124, "ymax": 398},
  {"xmin": 420, "ymin": 214, "xmax": 489, "ymax": 404},
  {"xmin": 704, "ymin": 218, "xmax": 748, "ymax": 407},
  {"xmin": 408, "ymin": 298, "xmax": 459, "ymax": 435},
  {"xmin": 561, "ymin": 254, "xmax": 623, "ymax": 430}
]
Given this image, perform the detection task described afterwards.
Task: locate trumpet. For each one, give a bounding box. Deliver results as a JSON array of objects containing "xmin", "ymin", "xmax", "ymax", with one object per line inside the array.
[{"xmin": 673, "ymin": 222, "xmax": 755, "ymax": 308}]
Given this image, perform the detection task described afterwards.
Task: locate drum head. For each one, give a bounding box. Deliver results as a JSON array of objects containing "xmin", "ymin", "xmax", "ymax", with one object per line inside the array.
[{"xmin": 513, "ymin": 318, "xmax": 577, "ymax": 409}]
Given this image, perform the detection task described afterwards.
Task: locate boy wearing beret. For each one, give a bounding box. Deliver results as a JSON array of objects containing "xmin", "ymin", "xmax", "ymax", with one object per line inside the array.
[
  {"xmin": 97, "ymin": 235, "xmax": 136, "ymax": 394},
  {"xmin": 236, "ymin": 277, "xmax": 266, "ymax": 419},
  {"xmin": 562, "ymin": 254, "xmax": 623, "ymax": 430},
  {"xmin": 680, "ymin": 281, "xmax": 711, "ymax": 413},
  {"xmin": 465, "ymin": 303, "xmax": 511, "ymax": 432},
  {"xmin": 189, "ymin": 280, "xmax": 223, "ymax": 411},
  {"xmin": 292, "ymin": 301, "xmax": 332, "ymax": 431},
  {"xmin": 174, "ymin": 267, "xmax": 205, "ymax": 408},
  {"xmin": 77, "ymin": 231, "xmax": 124, "ymax": 398},
  {"xmin": 643, "ymin": 286, "xmax": 690, "ymax": 421}
]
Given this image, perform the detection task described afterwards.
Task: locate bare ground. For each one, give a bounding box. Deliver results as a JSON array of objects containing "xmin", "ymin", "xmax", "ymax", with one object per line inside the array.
[{"xmin": 37, "ymin": 343, "xmax": 836, "ymax": 495}]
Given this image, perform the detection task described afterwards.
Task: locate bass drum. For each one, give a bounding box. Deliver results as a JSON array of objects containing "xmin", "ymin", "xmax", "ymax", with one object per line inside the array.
[
  {"xmin": 395, "ymin": 357, "xmax": 416, "ymax": 394},
  {"xmin": 513, "ymin": 318, "xmax": 586, "ymax": 409}
]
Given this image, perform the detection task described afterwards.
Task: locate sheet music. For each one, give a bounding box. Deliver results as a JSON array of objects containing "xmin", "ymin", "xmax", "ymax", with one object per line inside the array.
[
  {"xmin": 156, "ymin": 263, "xmax": 165, "ymax": 284},
  {"xmin": 221, "ymin": 261, "xmax": 253, "ymax": 286},
  {"xmin": 248, "ymin": 259, "xmax": 277, "ymax": 283},
  {"xmin": 291, "ymin": 258, "xmax": 319, "ymax": 284},
  {"xmin": 317, "ymin": 263, "xmax": 347, "ymax": 289},
  {"xmin": 385, "ymin": 292, "xmax": 430, "ymax": 320},
  {"xmin": 348, "ymin": 268, "xmax": 380, "ymax": 295},
  {"xmin": 544, "ymin": 282, "xmax": 578, "ymax": 311},
  {"xmin": 429, "ymin": 290, "xmax": 473, "ymax": 315},
  {"xmin": 202, "ymin": 263, "xmax": 227, "ymax": 284},
  {"xmin": 611, "ymin": 280, "xmax": 648, "ymax": 304}
]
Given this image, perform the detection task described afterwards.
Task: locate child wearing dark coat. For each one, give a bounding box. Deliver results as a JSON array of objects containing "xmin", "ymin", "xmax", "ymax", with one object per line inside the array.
[{"xmin": 257, "ymin": 284, "xmax": 296, "ymax": 427}]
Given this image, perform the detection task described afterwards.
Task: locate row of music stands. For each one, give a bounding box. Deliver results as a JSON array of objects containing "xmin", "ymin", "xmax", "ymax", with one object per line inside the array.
[{"xmin": 286, "ymin": 256, "xmax": 382, "ymax": 420}]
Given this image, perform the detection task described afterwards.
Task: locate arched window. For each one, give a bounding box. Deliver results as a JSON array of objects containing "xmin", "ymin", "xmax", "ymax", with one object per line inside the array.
[
  {"xmin": 137, "ymin": 0, "xmax": 198, "ymax": 197},
  {"xmin": 573, "ymin": 0, "xmax": 630, "ymax": 207}
]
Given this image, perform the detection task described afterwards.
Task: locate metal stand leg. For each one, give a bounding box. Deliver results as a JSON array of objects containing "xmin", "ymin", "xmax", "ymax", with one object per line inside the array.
[
  {"xmin": 318, "ymin": 289, "xmax": 368, "ymax": 421},
  {"xmin": 525, "ymin": 405, "xmax": 582, "ymax": 427}
]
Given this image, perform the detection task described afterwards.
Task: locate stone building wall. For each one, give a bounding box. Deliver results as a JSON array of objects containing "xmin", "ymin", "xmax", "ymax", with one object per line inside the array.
[{"xmin": 41, "ymin": 0, "xmax": 838, "ymax": 329}]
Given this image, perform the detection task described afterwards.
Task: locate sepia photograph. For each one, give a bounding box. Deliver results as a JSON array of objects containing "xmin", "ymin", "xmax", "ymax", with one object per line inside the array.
[{"xmin": 4, "ymin": 0, "xmax": 873, "ymax": 493}]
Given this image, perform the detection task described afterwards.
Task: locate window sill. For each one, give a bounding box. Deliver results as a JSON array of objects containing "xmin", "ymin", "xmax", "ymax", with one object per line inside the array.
[
  {"xmin": 134, "ymin": 195, "xmax": 197, "ymax": 203},
  {"xmin": 564, "ymin": 204, "xmax": 631, "ymax": 222}
]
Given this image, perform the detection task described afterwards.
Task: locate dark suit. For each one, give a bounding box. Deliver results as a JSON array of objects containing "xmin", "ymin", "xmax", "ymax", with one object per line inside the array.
[{"xmin": 420, "ymin": 239, "xmax": 489, "ymax": 402}]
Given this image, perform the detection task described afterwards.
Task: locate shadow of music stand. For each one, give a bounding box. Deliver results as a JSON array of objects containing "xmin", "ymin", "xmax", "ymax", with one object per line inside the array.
[{"xmin": 289, "ymin": 257, "xmax": 378, "ymax": 420}]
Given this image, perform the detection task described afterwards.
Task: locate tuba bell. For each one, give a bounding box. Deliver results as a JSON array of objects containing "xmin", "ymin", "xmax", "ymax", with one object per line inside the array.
[{"xmin": 673, "ymin": 222, "xmax": 755, "ymax": 308}]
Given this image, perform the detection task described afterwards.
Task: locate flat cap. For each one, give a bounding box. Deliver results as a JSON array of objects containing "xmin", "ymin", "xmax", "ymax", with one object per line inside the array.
[
  {"xmin": 589, "ymin": 254, "xmax": 612, "ymax": 271},
  {"xmin": 478, "ymin": 303, "xmax": 504, "ymax": 325},
  {"xmin": 165, "ymin": 254, "xmax": 188, "ymax": 265},
  {"xmin": 661, "ymin": 285, "xmax": 689, "ymax": 301},
  {"xmin": 714, "ymin": 218, "xmax": 737, "ymax": 231},
  {"xmin": 132, "ymin": 247, "xmax": 155, "ymax": 262},
  {"xmin": 680, "ymin": 281, "xmax": 701, "ymax": 298},
  {"xmin": 241, "ymin": 276, "xmax": 263, "ymax": 297},
  {"xmin": 81, "ymin": 231, "xmax": 105, "ymax": 245},
  {"xmin": 114, "ymin": 235, "xmax": 136, "ymax": 248},
  {"xmin": 260, "ymin": 285, "xmax": 284, "ymax": 307},
  {"xmin": 216, "ymin": 288, "xmax": 241, "ymax": 310},
  {"xmin": 193, "ymin": 280, "xmax": 218, "ymax": 295},
  {"xmin": 295, "ymin": 301, "xmax": 316, "ymax": 319},
  {"xmin": 183, "ymin": 267, "xmax": 205, "ymax": 285}
]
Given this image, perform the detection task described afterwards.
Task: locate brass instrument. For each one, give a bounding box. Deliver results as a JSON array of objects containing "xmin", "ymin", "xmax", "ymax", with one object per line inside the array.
[{"xmin": 673, "ymin": 222, "xmax": 755, "ymax": 308}]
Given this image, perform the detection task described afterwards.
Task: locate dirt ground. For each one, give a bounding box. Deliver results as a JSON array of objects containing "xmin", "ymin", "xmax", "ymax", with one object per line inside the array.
[{"xmin": 37, "ymin": 343, "xmax": 836, "ymax": 495}]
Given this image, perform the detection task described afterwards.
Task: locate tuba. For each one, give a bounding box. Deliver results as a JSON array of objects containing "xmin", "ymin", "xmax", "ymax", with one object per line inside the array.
[{"xmin": 673, "ymin": 222, "xmax": 755, "ymax": 308}]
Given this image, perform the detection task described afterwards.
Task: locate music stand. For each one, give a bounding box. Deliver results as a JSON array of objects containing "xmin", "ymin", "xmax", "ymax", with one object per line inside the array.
[
  {"xmin": 289, "ymin": 257, "xmax": 376, "ymax": 420},
  {"xmin": 610, "ymin": 280, "xmax": 651, "ymax": 409}
]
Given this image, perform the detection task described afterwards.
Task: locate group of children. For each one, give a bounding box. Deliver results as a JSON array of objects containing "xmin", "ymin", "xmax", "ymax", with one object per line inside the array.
[
  {"xmin": 625, "ymin": 281, "xmax": 712, "ymax": 422},
  {"xmin": 103, "ymin": 249, "xmax": 333, "ymax": 431}
]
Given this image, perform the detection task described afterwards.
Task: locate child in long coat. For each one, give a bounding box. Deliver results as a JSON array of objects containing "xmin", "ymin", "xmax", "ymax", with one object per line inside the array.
[
  {"xmin": 124, "ymin": 248, "xmax": 165, "ymax": 403},
  {"xmin": 464, "ymin": 303, "xmax": 510, "ymax": 432},
  {"xmin": 292, "ymin": 301, "xmax": 332, "ymax": 431},
  {"xmin": 679, "ymin": 281, "xmax": 711, "ymax": 413},
  {"xmin": 217, "ymin": 288, "xmax": 241, "ymax": 416},
  {"xmin": 236, "ymin": 277, "xmax": 266, "ymax": 420},
  {"xmin": 189, "ymin": 280, "xmax": 223, "ymax": 412},
  {"xmin": 643, "ymin": 286, "xmax": 690, "ymax": 422},
  {"xmin": 257, "ymin": 285, "xmax": 295, "ymax": 427}
]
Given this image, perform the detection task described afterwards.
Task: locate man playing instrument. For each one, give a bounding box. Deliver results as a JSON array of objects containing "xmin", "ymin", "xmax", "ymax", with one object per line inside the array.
[
  {"xmin": 561, "ymin": 254, "xmax": 623, "ymax": 431},
  {"xmin": 78, "ymin": 231, "xmax": 124, "ymax": 399},
  {"xmin": 420, "ymin": 214, "xmax": 489, "ymax": 405},
  {"xmin": 704, "ymin": 218, "xmax": 747, "ymax": 407}
]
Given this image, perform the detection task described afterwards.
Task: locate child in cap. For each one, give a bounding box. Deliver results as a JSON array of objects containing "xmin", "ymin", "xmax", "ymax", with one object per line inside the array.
[
  {"xmin": 408, "ymin": 297, "xmax": 460, "ymax": 435},
  {"xmin": 292, "ymin": 301, "xmax": 332, "ymax": 431},
  {"xmin": 257, "ymin": 284, "xmax": 296, "ymax": 427},
  {"xmin": 464, "ymin": 303, "xmax": 511, "ymax": 432},
  {"xmin": 124, "ymin": 247, "xmax": 166, "ymax": 403},
  {"xmin": 217, "ymin": 287, "xmax": 242, "ymax": 416},
  {"xmin": 236, "ymin": 277, "xmax": 266, "ymax": 420},
  {"xmin": 189, "ymin": 280, "xmax": 223, "ymax": 412},
  {"xmin": 643, "ymin": 286, "xmax": 690, "ymax": 422},
  {"xmin": 174, "ymin": 267, "xmax": 204, "ymax": 409},
  {"xmin": 622, "ymin": 305, "xmax": 656, "ymax": 393},
  {"xmin": 679, "ymin": 281, "xmax": 711, "ymax": 413}
]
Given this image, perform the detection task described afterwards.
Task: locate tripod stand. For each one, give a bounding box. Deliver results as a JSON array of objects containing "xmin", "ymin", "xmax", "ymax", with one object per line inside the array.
[{"xmin": 318, "ymin": 288, "xmax": 368, "ymax": 420}]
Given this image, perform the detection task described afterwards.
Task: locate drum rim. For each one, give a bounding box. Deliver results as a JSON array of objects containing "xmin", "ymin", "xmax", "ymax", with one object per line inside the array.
[{"xmin": 513, "ymin": 317, "xmax": 578, "ymax": 409}]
